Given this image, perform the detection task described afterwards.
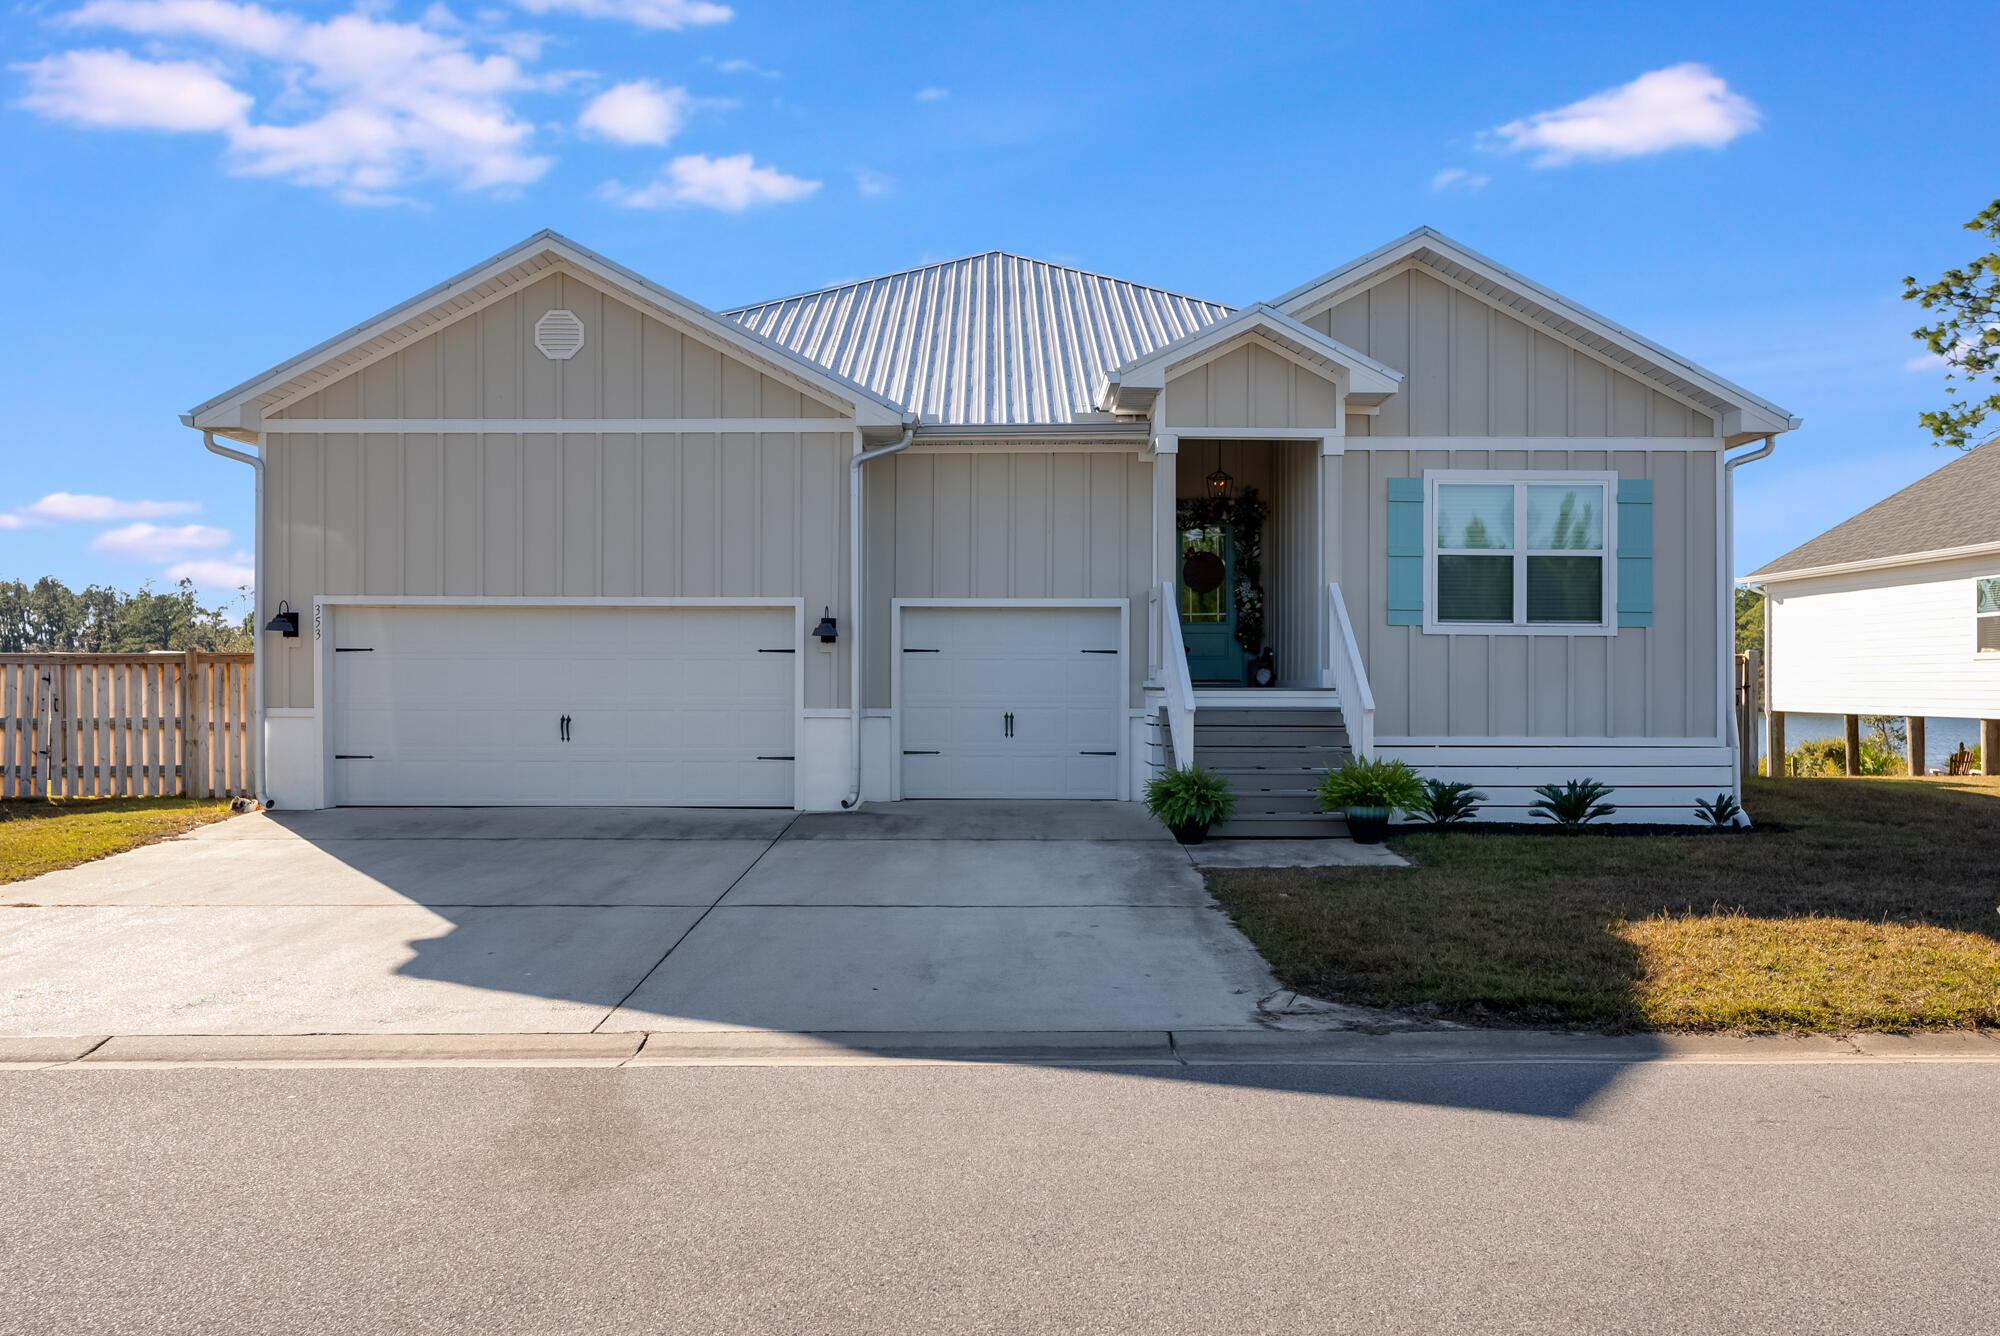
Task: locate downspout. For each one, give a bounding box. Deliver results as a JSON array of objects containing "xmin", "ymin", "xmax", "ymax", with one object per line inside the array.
[
  {"xmin": 185, "ymin": 420, "xmax": 268, "ymax": 806},
  {"xmin": 1723, "ymin": 428, "xmax": 1787, "ymax": 792},
  {"xmin": 841, "ymin": 418, "xmax": 918, "ymax": 809}
]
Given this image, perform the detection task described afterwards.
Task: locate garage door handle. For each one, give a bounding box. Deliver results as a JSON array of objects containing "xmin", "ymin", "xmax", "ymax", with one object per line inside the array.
[
  {"xmin": 902, "ymin": 750, "xmax": 940, "ymax": 756},
  {"xmin": 1080, "ymin": 649, "xmax": 1118, "ymax": 654},
  {"xmin": 1003, "ymin": 712, "xmax": 1013, "ymax": 738},
  {"xmin": 559, "ymin": 714, "xmax": 571, "ymax": 742},
  {"xmin": 1079, "ymin": 750, "xmax": 1117, "ymax": 756}
]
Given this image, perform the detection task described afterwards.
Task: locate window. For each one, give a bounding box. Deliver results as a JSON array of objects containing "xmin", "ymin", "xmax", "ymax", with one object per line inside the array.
[
  {"xmin": 1428, "ymin": 473, "xmax": 1614, "ymax": 631},
  {"xmin": 1978, "ymin": 577, "xmax": 2000, "ymax": 653}
]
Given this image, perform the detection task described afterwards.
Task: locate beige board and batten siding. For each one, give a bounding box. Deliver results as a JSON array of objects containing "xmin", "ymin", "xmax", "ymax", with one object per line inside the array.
[
  {"xmin": 1159, "ymin": 343, "xmax": 1343, "ymax": 431},
  {"xmin": 861, "ymin": 448, "xmax": 1153, "ymax": 708},
  {"xmin": 269, "ymin": 271, "xmax": 845, "ymax": 423},
  {"xmin": 260, "ymin": 270, "xmax": 856, "ymax": 713},
  {"xmin": 1341, "ymin": 446, "xmax": 1721, "ymax": 741},
  {"xmin": 264, "ymin": 430, "xmax": 850, "ymax": 711},
  {"xmin": 1304, "ymin": 269, "xmax": 1717, "ymax": 439}
]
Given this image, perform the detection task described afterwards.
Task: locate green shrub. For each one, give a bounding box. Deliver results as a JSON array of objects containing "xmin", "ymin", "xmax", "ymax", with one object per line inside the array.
[
  {"xmin": 1143, "ymin": 765, "xmax": 1236, "ymax": 828},
  {"xmin": 1529, "ymin": 779, "xmax": 1617, "ymax": 827},
  {"xmin": 1785, "ymin": 736, "xmax": 1906, "ymax": 777},
  {"xmin": 1416, "ymin": 779, "xmax": 1486, "ymax": 827},
  {"xmin": 1318, "ymin": 757, "xmax": 1426, "ymax": 814},
  {"xmin": 1692, "ymin": 792, "xmax": 1744, "ymax": 827}
]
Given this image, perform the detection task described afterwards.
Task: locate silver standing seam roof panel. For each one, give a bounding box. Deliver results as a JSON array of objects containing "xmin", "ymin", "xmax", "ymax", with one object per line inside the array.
[{"xmin": 723, "ymin": 251, "xmax": 1235, "ymax": 426}]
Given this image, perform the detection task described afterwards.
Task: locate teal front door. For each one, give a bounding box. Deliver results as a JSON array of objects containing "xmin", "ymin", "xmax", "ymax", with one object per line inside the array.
[{"xmin": 1179, "ymin": 524, "xmax": 1247, "ymax": 684}]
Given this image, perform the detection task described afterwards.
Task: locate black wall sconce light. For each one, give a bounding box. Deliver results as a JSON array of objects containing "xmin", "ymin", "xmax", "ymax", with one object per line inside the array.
[
  {"xmin": 265, "ymin": 600, "xmax": 300, "ymax": 638},
  {"xmin": 813, "ymin": 606, "xmax": 838, "ymax": 643}
]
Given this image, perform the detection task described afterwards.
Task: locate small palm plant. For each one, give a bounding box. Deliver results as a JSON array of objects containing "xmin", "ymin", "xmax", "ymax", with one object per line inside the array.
[
  {"xmin": 1529, "ymin": 779, "xmax": 1617, "ymax": 828},
  {"xmin": 1144, "ymin": 765, "xmax": 1236, "ymax": 845},
  {"xmin": 1692, "ymin": 792, "xmax": 1744, "ymax": 827},
  {"xmin": 1416, "ymin": 778, "xmax": 1486, "ymax": 828},
  {"xmin": 1318, "ymin": 756, "xmax": 1426, "ymax": 843}
]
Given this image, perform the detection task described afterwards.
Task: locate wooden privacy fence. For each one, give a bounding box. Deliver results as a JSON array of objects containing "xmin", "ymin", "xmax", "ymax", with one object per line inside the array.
[
  {"xmin": 0, "ymin": 652, "xmax": 254, "ymax": 799},
  {"xmin": 1733, "ymin": 649, "xmax": 1763, "ymax": 782}
]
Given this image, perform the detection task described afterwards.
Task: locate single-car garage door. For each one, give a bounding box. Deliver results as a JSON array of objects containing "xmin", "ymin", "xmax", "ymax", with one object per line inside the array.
[
  {"xmin": 898, "ymin": 605, "xmax": 1123, "ymax": 799},
  {"xmin": 328, "ymin": 604, "xmax": 797, "ymax": 807}
]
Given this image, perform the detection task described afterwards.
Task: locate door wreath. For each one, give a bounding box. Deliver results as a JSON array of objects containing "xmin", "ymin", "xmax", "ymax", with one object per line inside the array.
[{"xmin": 1177, "ymin": 488, "xmax": 1267, "ymax": 656}]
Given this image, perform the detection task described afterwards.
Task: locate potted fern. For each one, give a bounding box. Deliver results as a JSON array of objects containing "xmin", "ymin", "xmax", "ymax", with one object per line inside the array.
[
  {"xmin": 1144, "ymin": 765, "xmax": 1237, "ymax": 845},
  {"xmin": 1317, "ymin": 756, "xmax": 1425, "ymax": 843}
]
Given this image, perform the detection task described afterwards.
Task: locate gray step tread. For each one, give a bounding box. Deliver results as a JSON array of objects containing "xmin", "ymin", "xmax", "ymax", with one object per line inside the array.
[
  {"xmin": 1210, "ymin": 814, "xmax": 1352, "ymax": 839},
  {"xmin": 1196, "ymin": 708, "xmax": 1345, "ymax": 727},
  {"xmin": 1195, "ymin": 730, "xmax": 1352, "ymax": 749}
]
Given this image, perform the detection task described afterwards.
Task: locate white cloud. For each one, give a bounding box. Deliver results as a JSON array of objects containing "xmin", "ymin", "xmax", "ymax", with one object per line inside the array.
[
  {"xmin": 510, "ymin": 0, "xmax": 730, "ymax": 29},
  {"xmin": 578, "ymin": 79, "xmax": 686, "ymax": 145},
  {"xmin": 914, "ymin": 86, "xmax": 947, "ymax": 102},
  {"xmin": 22, "ymin": 0, "xmax": 554, "ymax": 200},
  {"xmin": 91, "ymin": 522, "xmax": 231, "ymax": 562},
  {"xmin": 853, "ymin": 167, "xmax": 893, "ymax": 197},
  {"xmin": 602, "ymin": 152, "xmax": 818, "ymax": 210},
  {"xmin": 1489, "ymin": 63, "xmax": 1759, "ymax": 166},
  {"xmin": 1430, "ymin": 167, "xmax": 1489, "ymax": 192},
  {"xmin": 17, "ymin": 48, "xmax": 250, "ymax": 131},
  {"xmin": 710, "ymin": 56, "xmax": 778, "ymax": 77},
  {"xmin": 166, "ymin": 553, "xmax": 255, "ymax": 588},
  {"xmin": 2, "ymin": 493, "xmax": 201, "ymax": 526}
]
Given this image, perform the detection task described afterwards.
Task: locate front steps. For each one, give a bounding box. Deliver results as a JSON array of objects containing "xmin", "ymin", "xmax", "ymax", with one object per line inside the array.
[{"xmin": 1166, "ymin": 698, "xmax": 1354, "ymax": 839}]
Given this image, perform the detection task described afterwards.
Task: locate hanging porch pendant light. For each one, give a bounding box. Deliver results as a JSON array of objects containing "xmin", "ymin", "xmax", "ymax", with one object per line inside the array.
[{"xmin": 1205, "ymin": 442, "xmax": 1233, "ymax": 498}]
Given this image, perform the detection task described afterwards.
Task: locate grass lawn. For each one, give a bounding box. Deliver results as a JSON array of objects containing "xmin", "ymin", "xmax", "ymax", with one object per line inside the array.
[
  {"xmin": 0, "ymin": 797, "xmax": 235, "ymax": 887},
  {"xmin": 1206, "ymin": 776, "xmax": 2000, "ymax": 1033}
]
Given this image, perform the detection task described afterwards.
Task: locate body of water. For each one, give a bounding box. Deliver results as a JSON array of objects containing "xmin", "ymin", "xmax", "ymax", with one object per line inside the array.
[{"xmin": 1754, "ymin": 712, "xmax": 1980, "ymax": 773}]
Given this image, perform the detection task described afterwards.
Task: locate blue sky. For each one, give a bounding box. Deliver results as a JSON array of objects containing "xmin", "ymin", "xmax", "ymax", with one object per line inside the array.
[{"xmin": 2, "ymin": 0, "xmax": 1991, "ymax": 608}]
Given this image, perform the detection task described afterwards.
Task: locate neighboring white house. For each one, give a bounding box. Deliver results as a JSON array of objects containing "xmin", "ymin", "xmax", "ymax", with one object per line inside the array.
[
  {"xmin": 1746, "ymin": 438, "xmax": 2000, "ymax": 772},
  {"xmin": 184, "ymin": 227, "xmax": 1799, "ymax": 825}
]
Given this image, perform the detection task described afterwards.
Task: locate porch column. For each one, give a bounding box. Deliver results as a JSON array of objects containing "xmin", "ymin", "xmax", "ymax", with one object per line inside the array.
[
  {"xmin": 1907, "ymin": 716, "xmax": 1925, "ymax": 777},
  {"xmin": 1151, "ymin": 434, "xmax": 1179, "ymax": 591},
  {"xmin": 1317, "ymin": 433, "xmax": 1343, "ymax": 687}
]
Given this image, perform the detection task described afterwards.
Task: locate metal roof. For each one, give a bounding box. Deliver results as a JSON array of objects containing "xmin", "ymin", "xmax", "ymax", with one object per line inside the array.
[
  {"xmin": 1749, "ymin": 437, "xmax": 2000, "ymax": 579},
  {"xmin": 723, "ymin": 251, "xmax": 1234, "ymax": 426}
]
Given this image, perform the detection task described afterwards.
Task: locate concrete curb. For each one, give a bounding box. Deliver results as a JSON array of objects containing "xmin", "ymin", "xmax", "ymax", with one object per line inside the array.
[
  {"xmin": 3, "ymin": 1027, "xmax": 1996, "ymax": 1069},
  {"xmin": 629, "ymin": 1030, "xmax": 1178, "ymax": 1066},
  {"xmin": 69, "ymin": 1033, "xmax": 646, "ymax": 1068}
]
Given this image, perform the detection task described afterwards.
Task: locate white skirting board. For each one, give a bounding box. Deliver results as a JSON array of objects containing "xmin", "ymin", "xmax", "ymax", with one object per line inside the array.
[{"xmin": 1381, "ymin": 740, "xmax": 1738, "ymax": 825}]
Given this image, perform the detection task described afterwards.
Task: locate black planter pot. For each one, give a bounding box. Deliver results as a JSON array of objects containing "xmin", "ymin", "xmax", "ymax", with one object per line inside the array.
[
  {"xmin": 1344, "ymin": 806, "xmax": 1391, "ymax": 844},
  {"xmin": 1170, "ymin": 819, "xmax": 1212, "ymax": 845}
]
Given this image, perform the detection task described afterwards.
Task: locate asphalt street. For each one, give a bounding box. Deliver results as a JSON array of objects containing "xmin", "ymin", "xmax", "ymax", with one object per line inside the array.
[{"xmin": 4, "ymin": 1058, "xmax": 1997, "ymax": 1335}]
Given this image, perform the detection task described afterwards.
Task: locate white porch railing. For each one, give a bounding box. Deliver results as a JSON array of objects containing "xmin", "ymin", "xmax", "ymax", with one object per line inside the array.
[
  {"xmin": 1157, "ymin": 581, "xmax": 1197, "ymax": 768},
  {"xmin": 1326, "ymin": 583, "xmax": 1375, "ymax": 759}
]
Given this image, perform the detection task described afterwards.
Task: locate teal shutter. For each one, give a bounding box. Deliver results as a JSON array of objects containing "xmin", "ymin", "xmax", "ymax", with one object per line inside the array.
[
  {"xmin": 1387, "ymin": 477, "xmax": 1424, "ymax": 626},
  {"xmin": 1616, "ymin": 478, "xmax": 1653, "ymax": 628}
]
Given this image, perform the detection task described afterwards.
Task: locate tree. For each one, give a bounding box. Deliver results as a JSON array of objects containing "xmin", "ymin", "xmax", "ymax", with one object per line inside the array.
[
  {"xmin": 0, "ymin": 577, "xmax": 251, "ymax": 653},
  {"xmin": 1734, "ymin": 586, "xmax": 1763, "ymax": 656},
  {"xmin": 1903, "ymin": 198, "xmax": 2000, "ymax": 450}
]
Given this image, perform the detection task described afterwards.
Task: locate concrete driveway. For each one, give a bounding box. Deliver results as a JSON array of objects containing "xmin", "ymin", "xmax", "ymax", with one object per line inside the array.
[{"xmin": 0, "ymin": 803, "xmax": 1279, "ymax": 1036}]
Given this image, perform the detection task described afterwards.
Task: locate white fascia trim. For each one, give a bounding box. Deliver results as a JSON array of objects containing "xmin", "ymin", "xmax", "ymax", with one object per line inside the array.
[
  {"xmin": 1742, "ymin": 539, "xmax": 2000, "ymax": 586},
  {"xmin": 262, "ymin": 419, "xmax": 859, "ymax": 435},
  {"xmin": 188, "ymin": 231, "xmax": 913, "ymax": 432},
  {"xmin": 1271, "ymin": 227, "xmax": 1798, "ymax": 435}
]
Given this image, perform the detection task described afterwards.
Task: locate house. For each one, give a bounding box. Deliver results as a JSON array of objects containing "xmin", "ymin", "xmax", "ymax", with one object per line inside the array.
[
  {"xmin": 1745, "ymin": 438, "xmax": 2000, "ymax": 774},
  {"xmin": 183, "ymin": 227, "xmax": 1798, "ymax": 825}
]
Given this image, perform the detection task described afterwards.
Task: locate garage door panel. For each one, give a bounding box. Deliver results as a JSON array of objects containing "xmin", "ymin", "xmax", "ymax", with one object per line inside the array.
[
  {"xmin": 330, "ymin": 605, "xmax": 795, "ymax": 807},
  {"xmin": 899, "ymin": 606, "xmax": 1122, "ymax": 800}
]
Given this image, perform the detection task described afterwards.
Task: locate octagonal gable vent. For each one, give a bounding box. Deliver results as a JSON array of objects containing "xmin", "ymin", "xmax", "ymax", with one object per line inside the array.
[{"xmin": 534, "ymin": 309, "xmax": 586, "ymax": 360}]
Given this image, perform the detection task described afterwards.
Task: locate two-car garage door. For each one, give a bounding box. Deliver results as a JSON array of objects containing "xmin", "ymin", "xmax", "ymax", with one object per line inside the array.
[{"xmin": 328, "ymin": 605, "xmax": 796, "ymax": 807}]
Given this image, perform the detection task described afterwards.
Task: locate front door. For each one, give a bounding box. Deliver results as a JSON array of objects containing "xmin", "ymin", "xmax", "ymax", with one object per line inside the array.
[{"xmin": 1179, "ymin": 524, "xmax": 1247, "ymax": 684}]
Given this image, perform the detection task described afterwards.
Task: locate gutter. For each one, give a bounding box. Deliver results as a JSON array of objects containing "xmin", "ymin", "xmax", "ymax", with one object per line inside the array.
[
  {"xmin": 841, "ymin": 417, "xmax": 919, "ymax": 810},
  {"xmin": 1722, "ymin": 429, "xmax": 1786, "ymax": 795},
  {"xmin": 183, "ymin": 418, "xmax": 268, "ymax": 807}
]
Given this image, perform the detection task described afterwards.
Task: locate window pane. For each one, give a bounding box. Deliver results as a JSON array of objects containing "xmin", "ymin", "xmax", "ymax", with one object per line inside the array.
[
  {"xmin": 1979, "ymin": 616, "xmax": 2000, "ymax": 654},
  {"xmin": 1438, "ymin": 555, "xmax": 1513, "ymax": 621},
  {"xmin": 1180, "ymin": 527, "xmax": 1228, "ymax": 623},
  {"xmin": 1437, "ymin": 484, "xmax": 1514, "ymax": 550},
  {"xmin": 1527, "ymin": 556, "xmax": 1603, "ymax": 622},
  {"xmin": 1527, "ymin": 485, "xmax": 1603, "ymax": 550},
  {"xmin": 1977, "ymin": 577, "xmax": 2000, "ymax": 615}
]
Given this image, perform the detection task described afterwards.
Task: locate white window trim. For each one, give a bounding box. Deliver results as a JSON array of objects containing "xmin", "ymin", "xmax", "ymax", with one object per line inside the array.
[
  {"xmin": 1421, "ymin": 469, "xmax": 1619, "ymax": 637},
  {"xmin": 1976, "ymin": 575, "xmax": 2000, "ymax": 656}
]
